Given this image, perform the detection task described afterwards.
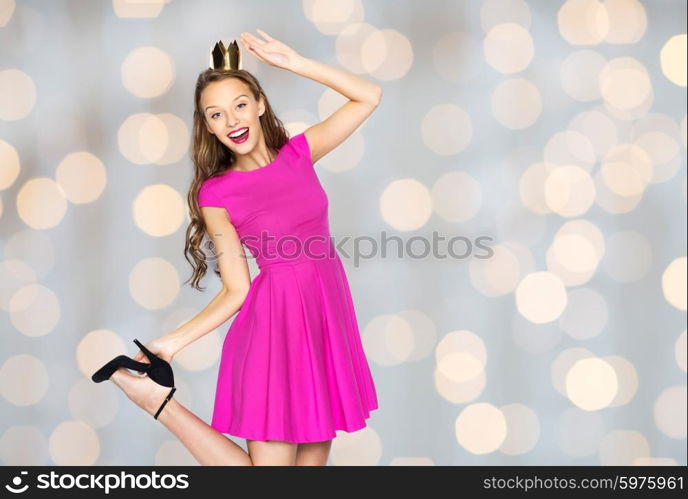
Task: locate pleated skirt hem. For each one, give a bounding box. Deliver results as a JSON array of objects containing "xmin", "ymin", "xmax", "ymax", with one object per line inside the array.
[{"xmin": 210, "ymin": 402, "xmax": 378, "ymax": 444}]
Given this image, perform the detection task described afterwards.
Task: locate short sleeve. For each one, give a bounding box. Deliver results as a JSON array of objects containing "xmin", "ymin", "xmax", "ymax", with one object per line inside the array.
[
  {"xmin": 291, "ymin": 132, "xmax": 314, "ymax": 168},
  {"xmin": 197, "ymin": 181, "xmax": 223, "ymax": 207}
]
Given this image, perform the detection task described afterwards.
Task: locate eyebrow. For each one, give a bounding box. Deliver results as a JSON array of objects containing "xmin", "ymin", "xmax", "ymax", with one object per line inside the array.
[{"xmin": 205, "ymin": 94, "xmax": 248, "ymax": 112}]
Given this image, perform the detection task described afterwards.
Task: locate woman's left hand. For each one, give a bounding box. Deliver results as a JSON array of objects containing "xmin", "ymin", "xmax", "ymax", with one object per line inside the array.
[
  {"xmin": 131, "ymin": 335, "xmax": 176, "ymax": 373},
  {"xmin": 240, "ymin": 29, "xmax": 304, "ymax": 72}
]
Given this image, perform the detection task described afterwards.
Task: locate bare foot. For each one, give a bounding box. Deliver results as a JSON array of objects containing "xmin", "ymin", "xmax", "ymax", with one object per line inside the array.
[{"xmin": 110, "ymin": 368, "xmax": 174, "ymax": 418}]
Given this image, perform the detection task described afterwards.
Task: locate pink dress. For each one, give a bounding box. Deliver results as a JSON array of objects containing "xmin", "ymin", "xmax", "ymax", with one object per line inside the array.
[{"xmin": 197, "ymin": 132, "xmax": 379, "ymax": 443}]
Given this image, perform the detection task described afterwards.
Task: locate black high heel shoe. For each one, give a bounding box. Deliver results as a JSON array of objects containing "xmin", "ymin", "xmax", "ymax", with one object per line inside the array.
[{"xmin": 91, "ymin": 338, "xmax": 176, "ymax": 420}]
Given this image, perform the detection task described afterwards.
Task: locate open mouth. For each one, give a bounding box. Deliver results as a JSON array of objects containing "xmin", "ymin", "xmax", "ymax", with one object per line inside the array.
[{"xmin": 228, "ymin": 127, "xmax": 249, "ymax": 144}]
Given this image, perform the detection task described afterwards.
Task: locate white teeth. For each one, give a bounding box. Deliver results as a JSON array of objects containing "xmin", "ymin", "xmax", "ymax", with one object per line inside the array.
[{"xmin": 229, "ymin": 128, "xmax": 248, "ymax": 138}]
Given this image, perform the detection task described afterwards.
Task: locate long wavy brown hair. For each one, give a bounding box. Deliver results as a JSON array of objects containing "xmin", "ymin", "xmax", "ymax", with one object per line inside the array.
[{"xmin": 184, "ymin": 68, "xmax": 288, "ymax": 291}]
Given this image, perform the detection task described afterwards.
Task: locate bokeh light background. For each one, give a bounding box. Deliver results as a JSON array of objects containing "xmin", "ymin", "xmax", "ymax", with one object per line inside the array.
[{"xmin": 0, "ymin": 0, "xmax": 686, "ymax": 466}]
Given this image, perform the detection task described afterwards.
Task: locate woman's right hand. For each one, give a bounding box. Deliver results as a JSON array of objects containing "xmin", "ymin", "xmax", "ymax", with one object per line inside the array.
[
  {"xmin": 240, "ymin": 29, "xmax": 304, "ymax": 73},
  {"xmin": 132, "ymin": 336, "xmax": 177, "ymax": 374}
]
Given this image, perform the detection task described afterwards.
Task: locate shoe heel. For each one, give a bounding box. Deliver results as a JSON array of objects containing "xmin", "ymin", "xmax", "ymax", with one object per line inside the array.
[
  {"xmin": 133, "ymin": 338, "xmax": 174, "ymax": 388},
  {"xmin": 133, "ymin": 339, "xmax": 158, "ymax": 363}
]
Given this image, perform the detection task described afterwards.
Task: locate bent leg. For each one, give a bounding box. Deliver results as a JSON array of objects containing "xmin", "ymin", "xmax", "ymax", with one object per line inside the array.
[{"xmin": 110, "ymin": 368, "xmax": 252, "ymax": 466}]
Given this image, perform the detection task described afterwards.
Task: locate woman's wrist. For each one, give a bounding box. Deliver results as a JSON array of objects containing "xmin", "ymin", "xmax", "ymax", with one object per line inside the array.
[
  {"xmin": 163, "ymin": 332, "xmax": 185, "ymax": 358},
  {"xmin": 289, "ymin": 54, "xmax": 310, "ymax": 75}
]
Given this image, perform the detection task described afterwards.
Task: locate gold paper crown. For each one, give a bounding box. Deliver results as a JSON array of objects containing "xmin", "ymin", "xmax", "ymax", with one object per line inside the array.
[{"xmin": 210, "ymin": 40, "xmax": 241, "ymax": 70}]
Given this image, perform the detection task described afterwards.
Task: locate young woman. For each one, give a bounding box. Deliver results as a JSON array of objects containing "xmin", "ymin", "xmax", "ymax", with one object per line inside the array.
[{"xmin": 104, "ymin": 29, "xmax": 382, "ymax": 466}]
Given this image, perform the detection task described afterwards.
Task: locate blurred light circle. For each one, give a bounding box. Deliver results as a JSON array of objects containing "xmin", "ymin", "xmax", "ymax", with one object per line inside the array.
[
  {"xmin": 455, "ymin": 403, "xmax": 507, "ymax": 454},
  {"xmin": 654, "ymin": 386, "xmax": 687, "ymax": 439},
  {"xmin": 113, "ymin": 0, "xmax": 167, "ymax": 18},
  {"xmin": 600, "ymin": 143, "xmax": 653, "ymax": 196},
  {"xmin": 133, "ymin": 184, "xmax": 186, "ymax": 237},
  {"xmin": 0, "ymin": 426, "xmax": 48, "ymax": 465},
  {"xmin": 117, "ymin": 113, "xmax": 169, "ymax": 165},
  {"xmin": 121, "ymin": 46, "xmax": 175, "ymax": 98},
  {"xmin": 568, "ymin": 109, "xmax": 619, "ymax": 159},
  {"xmin": 594, "ymin": 167, "xmax": 644, "ymax": 214},
  {"xmin": 519, "ymin": 162, "xmax": 556, "ymax": 215},
  {"xmin": 660, "ymin": 34, "xmax": 687, "ymax": 87},
  {"xmin": 49, "ymin": 421, "xmax": 100, "ymax": 465},
  {"xmin": 398, "ymin": 309, "xmax": 437, "ymax": 362},
  {"xmin": 435, "ymin": 366, "xmax": 487, "ymax": 404},
  {"xmin": 0, "ymin": 259, "xmax": 38, "ymax": 311},
  {"xmin": 128, "ymin": 257, "xmax": 180, "ymax": 310},
  {"xmin": 544, "ymin": 165, "xmax": 596, "ymax": 217},
  {"xmin": 379, "ymin": 179, "xmax": 432, "ymax": 231},
  {"xmin": 154, "ymin": 113, "xmax": 190, "ymax": 165},
  {"xmin": 484, "ymin": 23, "xmax": 534, "ymax": 74},
  {"xmin": 9, "ymin": 283, "xmax": 60, "ymax": 336},
  {"xmin": 565, "ymin": 357, "xmax": 618, "ymax": 411},
  {"xmin": 335, "ymin": 22, "xmax": 378, "ymax": 74},
  {"xmin": 0, "ymin": 69, "xmax": 36, "ymax": 121},
  {"xmin": 605, "ymin": 355, "xmax": 638, "ymax": 407},
  {"xmin": 303, "ymin": 0, "xmax": 364, "ymax": 36},
  {"xmin": 491, "ymin": 78, "xmax": 542, "ymax": 129},
  {"xmin": 560, "ymin": 50, "xmax": 607, "ymax": 101},
  {"xmin": 76, "ymin": 330, "xmax": 127, "ymax": 379},
  {"xmin": 498, "ymin": 403, "xmax": 540, "ymax": 455},
  {"xmin": 515, "ymin": 271, "xmax": 568, "ymax": 323},
  {"xmin": 544, "ymin": 131, "xmax": 596, "ymax": 170},
  {"xmin": 55, "ymin": 152, "xmax": 107, "ymax": 204},
  {"xmin": 16, "ymin": 177, "xmax": 68, "ymax": 229},
  {"xmin": 431, "ymin": 171, "xmax": 482, "ymax": 223},
  {"xmin": 361, "ymin": 29, "xmax": 413, "ymax": 80},
  {"xmin": 0, "ymin": 0, "xmax": 16, "ymax": 26},
  {"xmin": 361, "ymin": 314, "xmax": 415, "ymax": 366},
  {"xmin": 470, "ymin": 243, "xmax": 526, "ymax": 297},
  {"xmin": 546, "ymin": 245, "xmax": 598, "ymax": 288},
  {"xmin": 0, "ymin": 354, "xmax": 49, "ymax": 406},
  {"xmin": 662, "ymin": 257, "xmax": 687, "ymax": 311},
  {"xmin": 547, "ymin": 233, "xmax": 599, "ymax": 275},
  {"xmin": 557, "ymin": 0, "xmax": 609, "ymax": 46},
  {"xmin": 635, "ymin": 131, "xmax": 681, "ymax": 184},
  {"xmin": 0, "ymin": 139, "xmax": 20, "ymax": 190},
  {"xmin": 604, "ymin": 0, "xmax": 647, "ymax": 44},
  {"xmin": 421, "ymin": 104, "xmax": 473, "ymax": 156},
  {"xmin": 599, "ymin": 57, "xmax": 652, "ymax": 111}
]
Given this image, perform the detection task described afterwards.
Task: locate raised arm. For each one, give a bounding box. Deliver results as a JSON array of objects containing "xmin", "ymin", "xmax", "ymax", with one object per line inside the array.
[
  {"xmin": 240, "ymin": 29, "xmax": 383, "ymax": 164},
  {"xmin": 292, "ymin": 56, "xmax": 382, "ymax": 164}
]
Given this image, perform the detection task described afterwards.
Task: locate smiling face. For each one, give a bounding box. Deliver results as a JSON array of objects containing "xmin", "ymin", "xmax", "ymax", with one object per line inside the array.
[{"xmin": 200, "ymin": 77, "xmax": 266, "ymax": 155}]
